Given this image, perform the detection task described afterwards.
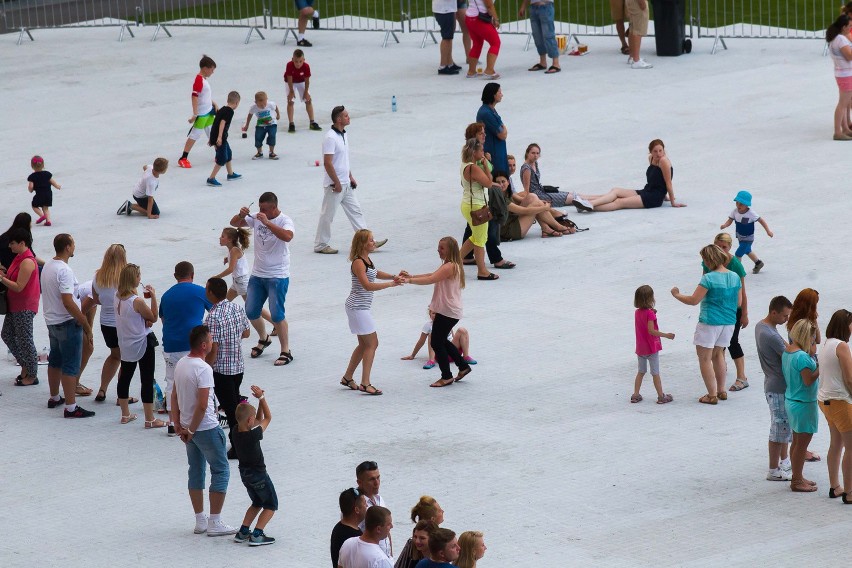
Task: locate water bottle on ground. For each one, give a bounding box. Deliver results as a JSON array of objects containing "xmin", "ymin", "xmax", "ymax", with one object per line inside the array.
[{"xmin": 391, "ymin": 96, "xmax": 397, "ymax": 113}]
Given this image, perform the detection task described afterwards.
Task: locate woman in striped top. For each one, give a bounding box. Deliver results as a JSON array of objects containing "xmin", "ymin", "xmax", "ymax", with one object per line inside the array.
[{"xmin": 341, "ymin": 229, "xmax": 402, "ymax": 395}]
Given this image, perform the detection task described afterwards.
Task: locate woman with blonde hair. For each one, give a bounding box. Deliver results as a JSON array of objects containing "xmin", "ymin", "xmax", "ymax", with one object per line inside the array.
[
  {"xmin": 114, "ymin": 264, "xmax": 163, "ymax": 427},
  {"xmin": 458, "ymin": 138, "xmax": 498, "ymax": 281},
  {"xmin": 787, "ymin": 287, "xmax": 822, "ymax": 462},
  {"xmin": 783, "ymin": 319, "xmax": 820, "ymax": 492},
  {"xmin": 457, "ymin": 530, "xmax": 487, "ymax": 568},
  {"xmin": 671, "ymin": 244, "xmax": 741, "ymax": 404},
  {"xmin": 340, "ymin": 229, "xmax": 402, "ymax": 396},
  {"xmin": 403, "ymin": 237, "xmax": 473, "ymax": 387},
  {"xmin": 91, "ymin": 243, "xmax": 134, "ymax": 404},
  {"xmin": 410, "ymin": 496, "xmax": 444, "ymax": 524}
]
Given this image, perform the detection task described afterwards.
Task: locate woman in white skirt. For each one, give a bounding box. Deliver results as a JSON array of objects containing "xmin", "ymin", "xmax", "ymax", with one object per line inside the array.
[
  {"xmin": 341, "ymin": 229, "xmax": 402, "ymax": 395},
  {"xmin": 213, "ymin": 227, "xmax": 273, "ymax": 330}
]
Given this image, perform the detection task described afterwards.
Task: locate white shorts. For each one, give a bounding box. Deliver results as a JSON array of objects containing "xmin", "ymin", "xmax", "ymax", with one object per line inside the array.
[
  {"xmin": 289, "ymin": 82, "xmax": 307, "ymax": 102},
  {"xmin": 231, "ymin": 275, "xmax": 249, "ymax": 296},
  {"xmin": 346, "ymin": 308, "xmax": 376, "ymax": 335},
  {"xmin": 693, "ymin": 322, "xmax": 735, "ymax": 349}
]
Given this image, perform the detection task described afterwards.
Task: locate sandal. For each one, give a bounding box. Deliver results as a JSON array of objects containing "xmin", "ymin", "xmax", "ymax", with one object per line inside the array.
[
  {"xmin": 790, "ymin": 480, "xmax": 818, "ymax": 492},
  {"xmin": 729, "ymin": 378, "xmax": 749, "ymax": 391},
  {"xmin": 274, "ymin": 351, "xmax": 294, "ymax": 366},
  {"xmin": 95, "ymin": 388, "xmax": 107, "ymax": 402},
  {"xmin": 630, "ymin": 393, "xmax": 642, "ymax": 403},
  {"xmin": 75, "ymin": 383, "xmax": 93, "ymax": 396},
  {"xmin": 544, "ymin": 66, "xmax": 561, "ymax": 74},
  {"xmin": 493, "ymin": 261, "xmax": 516, "ymax": 269},
  {"xmin": 541, "ymin": 227, "xmax": 562, "ymax": 238},
  {"xmin": 454, "ymin": 367, "xmax": 472, "ymax": 382},
  {"xmin": 805, "ymin": 451, "xmax": 821, "ymax": 462},
  {"xmin": 145, "ymin": 418, "xmax": 167, "ymax": 429},
  {"xmin": 476, "ymin": 273, "xmax": 499, "ymax": 281},
  {"xmin": 698, "ymin": 394, "xmax": 718, "ymax": 405},
  {"xmin": 528, "ymin": 63, "xmax": 547, "ymax": 71},
  {"xmin": 559, "ymin": 225, "xmax": 576, "ymax": 235},
  {"xmin": 116, "ymin": 397, "xmax": 139, "ymax": 406},
  {"xmin": 360, "ymin": 384, "xmax": 383, "ymax": 395},
  {"xmin": 621, "ymin": 46, "xmax": 630, "ymax": 54},
  {"xmin": 268, "ymin": 153, "xmax": 279, "ymax": 160},
  {"xmin": 251, "ymin": 335, "xmax": 272, "ymax": 358},
  {"xmin": 14, "ymin": 376, "xmax": 39, "ymax": 386},
  {"xmin": 717, "ymin": 391, "xmax": 728, "ymax": 401},
  {"xmin": 830, "ymin": 486, "xmax": 845, "ymax": 499},
  {"xmin": 120, "ymin": 414, "xmax": 138, "ymax": 424},
  {"xmin": 657, "ymin": 394, "xmax": 674, "ymax": 404},
  {"xmin": 340, "ymin": 377, "xmax": 359, "ymax": 390},
  {"xmin": 430, "ymin": 377, "xmax": 455, "ymax": 388}
]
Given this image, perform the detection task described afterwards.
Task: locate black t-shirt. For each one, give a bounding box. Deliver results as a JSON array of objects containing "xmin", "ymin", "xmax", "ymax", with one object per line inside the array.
[
  {"xmin": 233, "ymin": 425, "xmax": 265, "ymax": 472},
  {"xmin": 330, "ymin": 523, "xmax": 362, "ymax": 568},
  {"xmin": 27, "ymin": 171, "xmax": 53, "ymax": 195},
  {"xmin": 210, "ymin": 106, "xmax": 235, "ymax": 146}
]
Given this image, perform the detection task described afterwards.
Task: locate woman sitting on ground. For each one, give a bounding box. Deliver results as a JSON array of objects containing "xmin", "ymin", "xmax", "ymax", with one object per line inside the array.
[
  {"xmin": 494, "ymin": 171, "xmax": 575, "ymax": 239},
  {"xmin": 582, "ymin": 139, "xmax": 686, "ymax": 212},
  {"xmin": 519, "ymin": 143, "xmax": 594, "ymax": 212}
]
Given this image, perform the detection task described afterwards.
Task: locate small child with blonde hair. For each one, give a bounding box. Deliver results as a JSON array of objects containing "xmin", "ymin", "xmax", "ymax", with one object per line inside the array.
[
  {"xmin": 233, "ymin": 385, "xmax": 278, "ymax": 546},
  {"xmin": 632, "ymin": 285, "xmax": 675, "ymax": 404},
  {"xmin": 27, "ymin": 155, "xmax": 62, "ymax": 226},
  {"xmin": 241, "ymin": 91, "xmax": 281, "ymax": 160}
]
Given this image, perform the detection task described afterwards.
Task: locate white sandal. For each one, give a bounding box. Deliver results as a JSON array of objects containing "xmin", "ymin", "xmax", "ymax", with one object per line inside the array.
[{"xmin": 120, "ymin": 414, "xmax": 137, "ymax": 424}]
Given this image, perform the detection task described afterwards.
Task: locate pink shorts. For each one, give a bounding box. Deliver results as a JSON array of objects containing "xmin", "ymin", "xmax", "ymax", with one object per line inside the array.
[{"xmin": 837, "ymin": 76, "xmax": 852, "ymax": 92}]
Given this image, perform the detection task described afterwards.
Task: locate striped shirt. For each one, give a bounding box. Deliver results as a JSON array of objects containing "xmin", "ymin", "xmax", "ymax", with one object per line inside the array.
[
  {"xmin": 345, "ymin": 258, "xmax": 376, "ymax": 311},
  {"xmin": 205, "ymin": 299, "xmax": 250, "ymax": 375}
]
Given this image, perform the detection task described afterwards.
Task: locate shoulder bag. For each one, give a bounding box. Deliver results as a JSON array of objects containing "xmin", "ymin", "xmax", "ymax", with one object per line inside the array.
[{"xmin": 466, "ymin": 165, "xmax": 493, "ymax": 227}]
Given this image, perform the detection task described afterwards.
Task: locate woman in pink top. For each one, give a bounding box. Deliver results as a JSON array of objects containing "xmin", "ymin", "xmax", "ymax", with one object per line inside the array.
[
  {"xmin": 403, "ymin": 237, "xmax": 472, "ymax": 387},
  {"xmin": 0, "ymin": 228, "xmax": 41, "ymax": 386}
]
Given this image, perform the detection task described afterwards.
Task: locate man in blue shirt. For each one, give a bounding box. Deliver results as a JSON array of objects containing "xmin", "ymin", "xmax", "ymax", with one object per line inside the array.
[
  {"xmin": 159, "ymin": 261, "xmax": 212, "ymax": 435},
  {"xmin": 416, "ymin": 528, "xmax": 460, "ymax": 568}
]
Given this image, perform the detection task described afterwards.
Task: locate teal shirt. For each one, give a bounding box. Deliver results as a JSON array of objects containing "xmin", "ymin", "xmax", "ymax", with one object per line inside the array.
[
  {"xmin": 698, "ymin": 271, "xmax": 741, "ymax": 325},
  {"xmin": 701, "ymin": 256, "xmax": 746, "ymax": 278},
  {"xmin": 783, "ymin": 349, "xmax": 818, "ymax": 402}
]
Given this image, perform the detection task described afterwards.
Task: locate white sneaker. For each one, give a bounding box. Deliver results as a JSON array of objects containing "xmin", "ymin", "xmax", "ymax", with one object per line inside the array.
[
  {"xmin": 766, "ymin": 468, "xmax": 792, "ymax": 481},
  {"xmin": 780, "ymin": 458, "xmax": 792, "ymax": 472},
  {"xmin": 631, "ymin": 59, "xmax": 653, "ymax": 69},
  {"xmin": 207, "ymin": 518, "xmax": 238, "ymax": 537},
  {"xmin": 193, "ymin": 514, "xmax": 208, "ymax": 534},
  {"xmin": 627, "ymin": 56, "xmax": 634, "ymax": 65},
  {"xmin": 573, "ymin": 196, "xmax": 594, "ymax": 212}
]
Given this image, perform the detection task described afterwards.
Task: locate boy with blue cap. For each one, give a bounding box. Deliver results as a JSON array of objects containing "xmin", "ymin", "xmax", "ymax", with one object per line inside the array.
[{"xmin": 720, "ymin": 190, "xmax": 774, "ymax": 274}]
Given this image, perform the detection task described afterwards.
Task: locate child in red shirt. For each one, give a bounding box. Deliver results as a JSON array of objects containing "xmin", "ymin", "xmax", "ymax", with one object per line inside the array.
[
  {"xmin": 632, "ymin": 285, "xmax": 675, "ymax": 404},
  {"xmin": 284, "ymin": 49, "xmax": 321, "ymax": 133}
]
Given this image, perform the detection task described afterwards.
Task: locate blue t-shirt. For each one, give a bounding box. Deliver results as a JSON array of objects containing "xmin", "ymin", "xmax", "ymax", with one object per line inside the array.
[
  {"xmin": 475, "ymin": 104, "xmax": 508, "ymax": 174},
  {"xmin": 730, "ymin": 208, "xmax": 760, "ymax": 242},
  {"xmin": 698, "ymin": 270, "xmax": 740, "ymax": 325},
  {"xmin": 159, "ymin": 282, "xmax": 212, "ymax": 352},
  {"xmin": 782, "ymin": 349, "xmax": 818, "ymax": 402},
  {"xmin": 415, "ymin": 560, "xmax": 455, "ymax": 568}
]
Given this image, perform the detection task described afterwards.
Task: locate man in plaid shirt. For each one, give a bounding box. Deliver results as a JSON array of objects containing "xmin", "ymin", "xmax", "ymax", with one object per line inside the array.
[{"xmin": 204, "ymin": 277, "xmax": 251, "ymax": 459}]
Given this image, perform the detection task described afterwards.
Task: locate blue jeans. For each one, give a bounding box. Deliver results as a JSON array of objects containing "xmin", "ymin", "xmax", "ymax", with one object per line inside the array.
[
  {"xmin": 530, "ymin": 3, "xmax": 558, "ymax": 59},
  {"xmin": 240, "ymin": 468, "xmax": 279, "ymax": 510},
  {"xmin": 245, "ymin": 276, "xmax": 289, "ymax": 322},
  {"xmin": 186, "ymin": 427, "xmax": 230, "ymax": 492},
  {"xmin": 214, "ymin": 141, "xmax": 232, "ymax": 167},
  {"xmin": 47, "ymin": 319, "xmax": 83, "ymax": 376},
  {"xmin": 254, "ymin": 125, "xmax": 277, "ymax": 149}
]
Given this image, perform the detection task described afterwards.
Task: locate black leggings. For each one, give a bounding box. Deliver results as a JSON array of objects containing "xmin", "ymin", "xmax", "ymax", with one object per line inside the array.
[
  {"xmin": 462, "ymin": 219, "xmax": 503, "ymax": 265},
  {"xmin": 117, "ymin": 341, "xmax": 156, "ymax": 403},
  {"xmin": 430, "ymin": 313, "xmax": 470, "ymax": 380},
  {"xmin": 213, "ymin": 371, "xmax": 244, "ymax": 445},
  {"xmin": 728, "ymin": 307, "xmax": 744, "ymax": 360}
]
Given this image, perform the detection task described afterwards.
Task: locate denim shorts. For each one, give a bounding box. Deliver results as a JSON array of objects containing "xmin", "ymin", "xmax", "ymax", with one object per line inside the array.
[
  {"xmin": 215, "ymin": 140, "xmax": 232, "ymax": 166},
  {"xmin": 240, "ymin": 468, "xmax": 279, "ymax": 510},
  {"xmin": 765, "ymin": 392, "xmax": 792, "ymax": 443},
  {"xmin": 735, "ymin": 240, "xmax": 753, "ymax": 257},
  {"xmin": 434, "ymin": 12, "xmax": 455, "ymax": 40},
  {"xmin": 294, "ymin": 0, "xmax": 314, "ymax": 9},
  {"xmin": 47, "ymin": 319, "xmax": 83, "ymax": 376},
  {"xmin": 254, "ymin": 124, "xmax": 277, "ymax": 149},
  {"xmin": 245, "ymin": 276, "xmax": 289, "ymax": 322},
  {"xmin": 133, "ymin": 196, "xmax": 161, "ymax": 216},
  {"xmin": 637, "ymin": 352, "xmax": 660, "ymax": 375},
  {"xmin": 185, "ymin": 427, "xmax": 230, "ymax": 492}
]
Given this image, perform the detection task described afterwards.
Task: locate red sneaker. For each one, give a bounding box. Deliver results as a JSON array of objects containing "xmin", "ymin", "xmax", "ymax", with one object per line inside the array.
[
  {"xmin": 178, "ymin": 158, "xmax": 192, "ymax": 168},
  {"xmin": 35, "ymin": 215, "xmax": 46, "ymax": 224}
]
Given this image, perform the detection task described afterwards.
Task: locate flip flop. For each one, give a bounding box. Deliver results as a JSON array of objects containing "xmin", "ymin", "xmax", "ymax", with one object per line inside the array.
[
  {"xmin": 545, "ymin": 66, "xmax": 561, "ymax": 74},
  {"xmin": 14, "ymin": 376, "xmax": 39, "ymax": 386},
  {"xmin": 75, "ymin": 384, "xmax": 93, "ymax": 396},
  {"xmin": 528, "ymin": 63, "xmax": 547, "ymax": 71},
  {"xmin": 454, "ymin": 367, "xmax": 472, "ymax": 382},
  {"xmin": 806, "ymin": 452, "xmax": 821, "ymax": 462},
  {"xmin": 95, "ymin": 389, "xmax": 107, "ymax": 402},
  {"xmin": 360, "ymin": 384, "xmax": 383, "ymax": 395},
  {"xmin": 493, "ymin": 261, "xmax": 516, "ymax": 269},
  {"xmin": 477, "ymin": 273, "xmax": 499, "ymax": 281},
  {"xmin": 274, "ymin": 351, "xmax": 294, "ymax": 366}
]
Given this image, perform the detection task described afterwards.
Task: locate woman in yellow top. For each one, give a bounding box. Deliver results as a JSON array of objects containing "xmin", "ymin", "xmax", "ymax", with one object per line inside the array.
[{"xmin": 458, "ymin": 138, "xmax": 498, "ymax": 281}]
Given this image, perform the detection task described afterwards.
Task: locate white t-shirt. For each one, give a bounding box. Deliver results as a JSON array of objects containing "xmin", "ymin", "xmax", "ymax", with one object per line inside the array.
[
  {"xmin": 250, "ymin": 102, "xmax": 278, "ymax": 126},
  {"xmin": 174, "ymin": 355, "xmax": 219, "ymax": 431},
  {"xmin": 77, "ymin": 280, "xmax": 93, "ymax": 301},
  {"xmin": 133, "ymin": 167, "xmax": 159, "ymax": 199},
  {"xmin": 322, "ymin": 128, "xmax": 350, "ymax": 187},
  {"xmin": 432, "ymin": 0, "xmax": 456, "ymax": 14},
  {"xmin": 192, "ymin": 74, "xmax": 213, "ymax": 115},
  {"xmin": 244, "ymin": 213, "xmax": 294, "ymax": 279},
  {"xmin": 41, "ymin": 258, "xmax": 79, "ymax": 325},
  {"xmin": 359, "ymin": 494, "xmax": 391, "ymax": 559},
  {"xmin": 831, "ymin": 35, "xmax": 852, "ymax": 78},
  {"xmin": 337, "ymin": 537, "xmax": 393, "ymax": 568}
]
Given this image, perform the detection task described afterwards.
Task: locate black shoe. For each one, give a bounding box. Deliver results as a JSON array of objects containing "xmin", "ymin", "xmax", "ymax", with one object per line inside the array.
[
  {"xmin": 64, "ymin": 405, "xmax": 95, "ymax": 418},
  {"xmin": 227, "ymin": 447, "xmax": 237, "ymax": 460},
  {"xmin": 309, "ymin": 122, "xmax": 322, "ymax": 131},
  {"xmin": 167, "ymin": 424, "xmax": 177, "ymax": 437},
  {"xmin": 449, "ymin": 63, "xmax": 462, "ymax": 71},
  {"xmin": 288, "ymin": 123, "xmax": 296, "ymax": 133},
  {"xmin": 438, "ymin": 66, "xmax": 460, "ymax": 75},
  {"xmin": 47, "ymin": 396, "xmax": 65, "ymax": 409},
  {"xmin": 296, "ymin": 38, "xmax": 312, "ymax": 47}
]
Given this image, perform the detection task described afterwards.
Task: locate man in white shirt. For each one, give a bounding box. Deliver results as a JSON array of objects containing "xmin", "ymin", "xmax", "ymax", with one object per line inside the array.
[
  {"xmin": 337, "ymin": 506, "xmax": 393, "ymax": 568},
  {"xmin": 230, "ymin": 192, "xmax": 295, "ymax": 367},
  {"xmin": 356, "ymin": 460, "xmax": 392, "ymax": 558},
  {"xmin": 171, "ymin": 325, "xmax": 237, "ymax": 537},
  {"xmin": 314, "ymin": 105, "xmax": 387, "ymax": 255},
  {"xmin": 41, "ymin": 233, "xmax": 95, "ymax": 418}
]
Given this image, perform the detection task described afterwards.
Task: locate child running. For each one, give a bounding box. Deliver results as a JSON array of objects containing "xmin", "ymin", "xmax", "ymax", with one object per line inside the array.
[
  {"xmin": 720, "ymin": 190, "xmax": 773, "ymax": 274},
  {"xmin": 178, "ymin": 55, "xmax": 217, "ymax": 169},
  {"xmin": 212, "ymin": 227, "xmax": 274, "ymax": 330},
  {"xmin": 27, "ymin": 155, "xmax": 61, "ymax": 226},
  {"xmin": 233, "ymin": 385, "xmax": 278, "ymax": 546},
  {"xmin": 207, "ymin": 91, "xmax": 242, "ymax": 187},
  {"xmin": 241, "ymin": 91, "xmax": 281, "ymax": 160},
  {"xmin": 631, "ymin": 285, "xmax": 675, "ymax": 404},
  {"xmin": 401, "ymin": 309, "xmax": 476, "ymax": 370},
  {"xmin": 284, "ymin": 49, "xmax": 321, "ymax": 133}
]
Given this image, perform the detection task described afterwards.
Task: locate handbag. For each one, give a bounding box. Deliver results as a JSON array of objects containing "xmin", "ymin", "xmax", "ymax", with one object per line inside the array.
[
  {"xmin": 474, "ymin": 0, "xmax": 493, "ymax": 23},
  {"xmin": 466, "ymin": 165, "xmax": 492, "ymax": 227}
]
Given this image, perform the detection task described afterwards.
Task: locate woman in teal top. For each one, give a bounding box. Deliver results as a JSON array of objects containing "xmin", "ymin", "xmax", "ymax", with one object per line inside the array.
[
  {"xmin": 783, "ymin": 318, "xmax": 820, "ymax": 493},
  {"xmin": 672, "ymin": 244, "xmax": 741, "ymax": 405}
]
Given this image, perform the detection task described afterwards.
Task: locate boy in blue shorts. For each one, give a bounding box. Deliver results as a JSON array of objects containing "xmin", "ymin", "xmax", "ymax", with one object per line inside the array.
[
  {"xmin": 233, "ymin": 385, "xmax": 278, "ymax": 546},
  {"xmin": 207, "ymin": 91, "xmax": 242, "ymax": 187},
  {"xmin": 720, "ymin": 190, "xmax": 773, "ymax": 274},
  {"xmin": 179, "ymin": 55, "xmax": 217, "ymax": 169}
]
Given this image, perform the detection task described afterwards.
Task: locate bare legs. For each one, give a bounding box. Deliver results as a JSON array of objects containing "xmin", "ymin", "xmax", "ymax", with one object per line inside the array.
[
  {"xmin": 344, "ymin": 332, "xmax": 378, "ymax": 387},
  {"xmin": 790, "ymin": 431, "xmax": 816, "ymax": 490},
  {"xmin": 826, "ymin": 425, "xmax": 852, "ymax": 495},
  {"xmin": 834, "ymin": 89, "xmax": 852, "ymax": 137},
  {"xmin": 189, "ymin": 489, "xmax": 226, "ymax": 515},
  {"xmin": 585, "ymin": 188, "xmax": 644, "ymax": 212},
  {"xmin": 98, "ymin": 346, "xmax": 121, "ymax": 397},
  {"xmin": 456, "ymin": 9, "xmax": 471, "ymax": 56},
  {"xmin": 768, "ymin": 440, "xmax": 790, "ymax": 470},
  {"xmin": 459, "ymin": 239, "xmax": 492, "ymax": 278},
  {"xmin": 695, "ymin": 345, "xmax": 725, "ymax": 398}
]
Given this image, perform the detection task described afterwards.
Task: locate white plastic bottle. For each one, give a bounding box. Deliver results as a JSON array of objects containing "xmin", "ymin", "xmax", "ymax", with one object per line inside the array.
[{"xmin": 391, "ymin": 95, "xmax": 397, "ymax": 113}]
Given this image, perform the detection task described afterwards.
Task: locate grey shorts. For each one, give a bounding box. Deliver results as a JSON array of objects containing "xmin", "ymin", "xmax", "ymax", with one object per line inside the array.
[
  {"xmin": 637, "ymin": 352, "xmax": 660, "ymax": 375},
  {"xmin": 766, "ymin": 392, "xmax": 792, "ymax": 443}
]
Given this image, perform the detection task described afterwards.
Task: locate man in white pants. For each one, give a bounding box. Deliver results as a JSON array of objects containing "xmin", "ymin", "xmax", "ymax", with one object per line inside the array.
[{"xmin": 314, "ymin": 105, "xmax": 387, "ymax": 254}]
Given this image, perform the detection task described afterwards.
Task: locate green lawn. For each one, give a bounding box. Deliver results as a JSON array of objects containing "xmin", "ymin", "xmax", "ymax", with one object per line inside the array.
[{"xmin": 137, "ymin": 0, "xmax": 836, "ymax": 33}]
